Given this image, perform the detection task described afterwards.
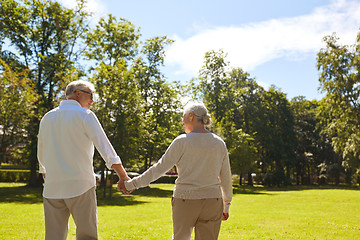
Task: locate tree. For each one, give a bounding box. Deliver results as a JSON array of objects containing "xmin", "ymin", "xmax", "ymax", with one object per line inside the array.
[
  {"xmin": 256, "ymin": 87, "xmax": 296, "ymax": 186},
  {"xmin": 226, "ymin": 68, "xmax": 264, "ymax": 185},
  {"xmin": 85, "ymin": 15, "xmax": 183, "ymax": 177},
  {"xmin": 0, "ymin": 0, "xmax": 91, "ymax": 185},
  {"xmin": 291, "ymin": 97, "xmax": 323, "ymax": 184},
  {"xmin": 84, "ymin": 14, "xmax": 143, "ymax": 194},
  {"xmin": 198, "ymin": 50, "xmax": 229, "ymax": 124},
  {"xmin": 133, "ymin": 36, "xmax": 183, "ymax": 171},
  {"xmin": 85, "ymin": 14, "xmax": 139, "ymax": 66},
  {"xmin": 0, "ymin": 59, "xmax": 37, "ymax": 164},
  {"xmin": 317, "ymin": 31, "xmax": 360, "ymax": 182},
  {"xmin": 227, "ymin": 128, "xmax": 257, "ymax": 185},
  {"xmin": 196, "ymin": 50, "xmax": 262, "ymax": 185},
  {"xmin": 85, "ymin": 14, "xmax": 142, "ymax": 161}
]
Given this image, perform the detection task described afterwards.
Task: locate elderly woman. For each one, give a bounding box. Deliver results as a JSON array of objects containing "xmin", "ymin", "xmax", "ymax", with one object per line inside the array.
[{"xmin": 119, "ymin": 103, "xmax": 233, "ymax": 240}]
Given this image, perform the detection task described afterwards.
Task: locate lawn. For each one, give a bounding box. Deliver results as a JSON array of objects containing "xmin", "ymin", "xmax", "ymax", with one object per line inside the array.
[{"xmin": 0, "ymin": 182, "xmax": 360, "ymax": 239}]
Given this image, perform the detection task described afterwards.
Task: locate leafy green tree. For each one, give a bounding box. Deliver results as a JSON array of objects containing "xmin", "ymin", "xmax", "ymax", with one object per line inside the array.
[
  {"xmin": 134, "ymin": 36, "xmax": 183, "ymax": 171},
  {"xmin": 198, "ymin": 50, "xmax": 229, "ymax": 124},
  {"xmin": 290, "ymin": 97, "xmax": 342, "ymax": 185},
  {"xmin": 196, "ymin": 50, "xmax": 262, "ymax": 185},
  {"xmin": 85, "ymin": 15, "xmax": 183, "ymax": 176},
  {"xmin": 0, "ymin": 60, "xmax": 37, "ymax": 164},
  {"xmin": 90, "ymin": 62, "xmax": 144, "ymax": 166},
  {"xmin": 227, "ymin": 127, "xmax": 257, "ymax": 185},
  {"xmin": 84, "ymin": 15, "xmax": 143, "ymax": 193},
  {"xmin": 0, "ymin": 0, "xmax": 91, "ymax": 185},
  {"xmin": 291, "ymin": 97, "xmax": 324, "ymax": 184},
  {"xmin": 85, "ymin": 14, "xmax": 142, "ymax": 166},
  {"xmin": 226, "ymin": 68, "xmax": 264, "ymax": 185},
  {"xmin": 256, "ymin": 87, "xmax": 296, "ymax": 186},
  {"xmin": 317, "ymin": 32, "xmax": 360, "ymax": 181},
  {"xmin": 85, "ymin": 14, "xmax": 139, "ymax": 66}
]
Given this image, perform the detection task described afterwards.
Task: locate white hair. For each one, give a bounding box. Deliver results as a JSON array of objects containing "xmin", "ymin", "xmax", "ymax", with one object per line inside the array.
[
  {"xmin": 65, "ymin": 80, "xmax": 95, "ymax": 99},
  {"xmin": 184, "ymin": 102, "xmax": 211, "ymax": 126}
]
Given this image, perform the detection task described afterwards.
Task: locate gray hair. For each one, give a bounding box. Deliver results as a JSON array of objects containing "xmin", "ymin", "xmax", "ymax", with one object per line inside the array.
[
  {"xmin": 184, "ymin": 102, "xmax": 211, "ymax": 126},
  {"xmin": 65, "ymin": 80, "xmax": 95, "ymax": 99}
]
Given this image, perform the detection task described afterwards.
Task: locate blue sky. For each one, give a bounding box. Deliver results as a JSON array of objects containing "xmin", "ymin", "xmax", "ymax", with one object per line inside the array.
[{"xmin": 61, "ymin": 0, "xmax": 360, "ymax": 100}]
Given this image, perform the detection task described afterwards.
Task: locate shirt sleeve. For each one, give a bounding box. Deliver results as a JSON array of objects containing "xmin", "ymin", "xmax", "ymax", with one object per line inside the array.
[
  {"xmin": 37, "ymin": 119, "xmax": 46, "ymax": 174},
  {"xmin": 125, "ymin": 137, "xmax": 184, "ymax": 191},
  {"xmin": 83, "ymin": 112, "xmax": 122, "ymax": 169},
  {"xmin": 220, "ymin": 148, "xmax": 233, "ymax": 213}
]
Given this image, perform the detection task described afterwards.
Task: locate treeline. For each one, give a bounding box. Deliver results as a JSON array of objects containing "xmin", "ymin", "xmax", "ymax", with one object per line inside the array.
[{"xmin": 0, "ymin": 0, "xmax": 360, "ymax": 187}]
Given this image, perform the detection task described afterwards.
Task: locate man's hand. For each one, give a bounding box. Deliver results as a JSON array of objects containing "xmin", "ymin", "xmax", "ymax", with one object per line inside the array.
[
  {"xmin": 117, "ymin": 179, "xmax": 133, "ymax": 195},
  {"xmin": 111, "ymin": 164, "xmax": 130, "ymax": 181},
  {"xmin": 222, "ymin": 212, "xmax": 229, "ymax": 221}
]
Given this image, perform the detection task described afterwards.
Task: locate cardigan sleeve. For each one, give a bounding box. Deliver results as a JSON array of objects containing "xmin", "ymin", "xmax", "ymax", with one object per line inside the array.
[
  {"xmin": 125, "ymin": 137, "xmax": 184, "ymax": 191},
  {"xmin": 219, "ymin": 149, "xmax": 233, "ymax": 213}
]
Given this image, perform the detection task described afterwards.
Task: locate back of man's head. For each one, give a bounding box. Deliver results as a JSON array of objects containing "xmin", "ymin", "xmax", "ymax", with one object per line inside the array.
[{"xmin": 65, "ymin": 80, "xmax": 95, "ymax": 99}]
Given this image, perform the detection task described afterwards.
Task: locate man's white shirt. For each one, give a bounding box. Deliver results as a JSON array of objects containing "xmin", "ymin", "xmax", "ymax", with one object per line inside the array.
[{"xmin": 37, "ymin": 100, "xmax": 121, "ymax": 199}]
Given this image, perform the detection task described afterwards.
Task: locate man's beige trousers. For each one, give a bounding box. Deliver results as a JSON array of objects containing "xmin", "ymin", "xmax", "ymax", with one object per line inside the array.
[
  {"xmin": 172, "ymin": 198, "xmax": 223, "ymax": 240},
  {"xmin": 43, "ymin": 187, "xmax": 98, "ymax": 240}
]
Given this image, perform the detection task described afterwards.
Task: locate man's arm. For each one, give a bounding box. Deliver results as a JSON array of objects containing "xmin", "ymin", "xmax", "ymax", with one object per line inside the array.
[
  {"xmin": 37, "ymin": 119, "xmax": 47, "ymax": 175},
  {"xmin": 84, "ymin": 112, "xmax": 123, "ymax": 169},
  {"xmin": 112, "ymin": 164, "xmax": 130, "ymax": 181},
  {"xmin": 113, "ymin": 164, "xmax": 133, "ymax": 195}
]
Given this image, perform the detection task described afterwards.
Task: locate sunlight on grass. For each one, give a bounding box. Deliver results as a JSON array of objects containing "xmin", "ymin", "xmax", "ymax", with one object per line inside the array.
[{"xmin": 0, "ymin": 183, "xmax": 360, "ymax": 239}]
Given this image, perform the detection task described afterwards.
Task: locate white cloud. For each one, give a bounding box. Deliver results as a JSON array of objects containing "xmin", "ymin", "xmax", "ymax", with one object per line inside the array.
[
  {"xmin": 58, "ymin": 0, "xmax": 106, "ymax": 21},
  {"xmin": 165, "ymin": 0, "xmax": 360, "ymax": 76}
]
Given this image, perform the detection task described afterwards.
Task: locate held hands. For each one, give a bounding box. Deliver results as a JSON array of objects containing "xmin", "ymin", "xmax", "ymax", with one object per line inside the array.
[
  {"xmin": 117, "ymin": 179, "xmax": 134, "ymax": 195},
  {"xmin": 222, "ymin": 212, "xmax": 229, "ymax": 221},
  {"xmin": 110, "ymin": 164, "xmax": 134, "ymax": 194}
]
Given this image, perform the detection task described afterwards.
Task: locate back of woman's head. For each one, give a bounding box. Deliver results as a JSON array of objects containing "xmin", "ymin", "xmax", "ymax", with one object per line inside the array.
[{"xmin": 184, "ymin": 102, "xmax": 211, "ymax": 126}]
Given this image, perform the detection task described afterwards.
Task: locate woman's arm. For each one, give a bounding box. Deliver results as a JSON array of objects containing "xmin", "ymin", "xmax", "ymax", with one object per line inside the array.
[
  {"xmin": 219, "ymin": 150, "xmax": 233, "ymax": 215},
  {"xmin": 124, "ymin": 137, "xmax": 185, "ymax": 191}
]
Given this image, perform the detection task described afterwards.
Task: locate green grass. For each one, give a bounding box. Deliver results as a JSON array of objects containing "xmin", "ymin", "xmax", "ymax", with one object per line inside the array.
[{"xmin": 0, "ymin": 183, "xmax": 360, "ymax": 239}]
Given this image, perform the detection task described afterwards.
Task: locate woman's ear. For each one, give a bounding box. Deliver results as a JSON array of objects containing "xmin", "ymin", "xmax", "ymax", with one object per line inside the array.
[{"xmin": 189, "ymin": 112, "xmax": 194, "ymax": 121}]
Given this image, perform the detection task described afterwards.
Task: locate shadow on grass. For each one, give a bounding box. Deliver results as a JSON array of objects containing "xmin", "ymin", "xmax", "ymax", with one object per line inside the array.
[
  {"xmin": 93, "ymin": 187, "xmax": 147, "ymax": 206},
  {"xmin": 0, "ymin": 184, "xmax": 146, "ymax": 206},
  {"xmin": 0, "ymin": 185, "xmax": 43, "ymax": 204},
  {"xmin": 1, "ymin": 183, "xmax": 357, "ymax": 205},
  {"xmin": 232, "ymin": 184, "xmax": 360, "ymax": 195},
  {"xmin": 233, "ymin": 185, "xmax": 270, "ymax": 195},
  {"xmin": 130, "ymin": 185, "xmax": 173, "ymax": 198}
]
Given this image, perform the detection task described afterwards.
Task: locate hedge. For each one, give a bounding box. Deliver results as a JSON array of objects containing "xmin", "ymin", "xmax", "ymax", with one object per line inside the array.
[
  {"xmin": 0, "ymin": 170, "xmax": 178, "ymax": 184},
  {"xmin": 153, "ymin": 175, "xmax": 177, "ymax": 184},
  {"xmin": 0, "ymin": 169, "xmax": 33, "ymax": 182}
]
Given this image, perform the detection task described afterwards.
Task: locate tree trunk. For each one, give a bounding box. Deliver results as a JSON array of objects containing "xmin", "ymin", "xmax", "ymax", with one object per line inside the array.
[
  {"xmin": 28, "ymin": 117, "xmax": 42, "ymax": 187},
  {"xmin": 109, "ymin": 170, "xmax": 113, "ymax": 199},
  {"xmin": 248, "ymin": 172, "xmax": 253, "ymax": 186}
]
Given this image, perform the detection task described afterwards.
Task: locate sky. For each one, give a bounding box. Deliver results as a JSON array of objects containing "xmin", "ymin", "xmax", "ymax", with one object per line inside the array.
[{"xmin": 60, "ymin": 0, "xmax": 360, "ymax": 100}]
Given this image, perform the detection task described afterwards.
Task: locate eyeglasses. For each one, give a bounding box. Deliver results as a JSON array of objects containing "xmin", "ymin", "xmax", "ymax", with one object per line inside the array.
[{"xmin": 79, "ymin": 90, "xmax": 93, "ymax": 100}]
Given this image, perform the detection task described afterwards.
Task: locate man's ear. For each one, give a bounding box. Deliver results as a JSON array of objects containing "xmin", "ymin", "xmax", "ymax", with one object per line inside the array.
[{"xmin": 75, "ymin": 90, "xmax": 80, "ymax": 99}]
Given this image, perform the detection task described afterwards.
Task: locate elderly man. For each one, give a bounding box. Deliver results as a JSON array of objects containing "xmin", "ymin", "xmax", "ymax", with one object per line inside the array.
[{"xmin": 37, "ymin": 80, "xmax": 129, "ymax": 240}]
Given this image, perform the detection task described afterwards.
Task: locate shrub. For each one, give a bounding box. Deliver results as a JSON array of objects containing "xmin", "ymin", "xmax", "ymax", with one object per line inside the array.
[
  {"xmin": 153, "ymin": 175, "xmax": 177, "ymax": 184},
  {"xmin": 0, "ymin": 169, "xmax": 32, "ymax": 182}
]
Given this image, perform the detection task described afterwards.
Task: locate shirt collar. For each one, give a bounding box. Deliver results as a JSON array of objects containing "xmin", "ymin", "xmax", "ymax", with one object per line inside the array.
[{"xmin": 60, "ymin": 99, "xmax": 81, "ymax": 107}]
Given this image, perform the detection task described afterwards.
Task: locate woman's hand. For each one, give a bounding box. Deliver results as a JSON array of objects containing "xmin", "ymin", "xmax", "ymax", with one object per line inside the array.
[{"xmin": 117, "ymin": 179, "xmax": 133, "ymax": 195}]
